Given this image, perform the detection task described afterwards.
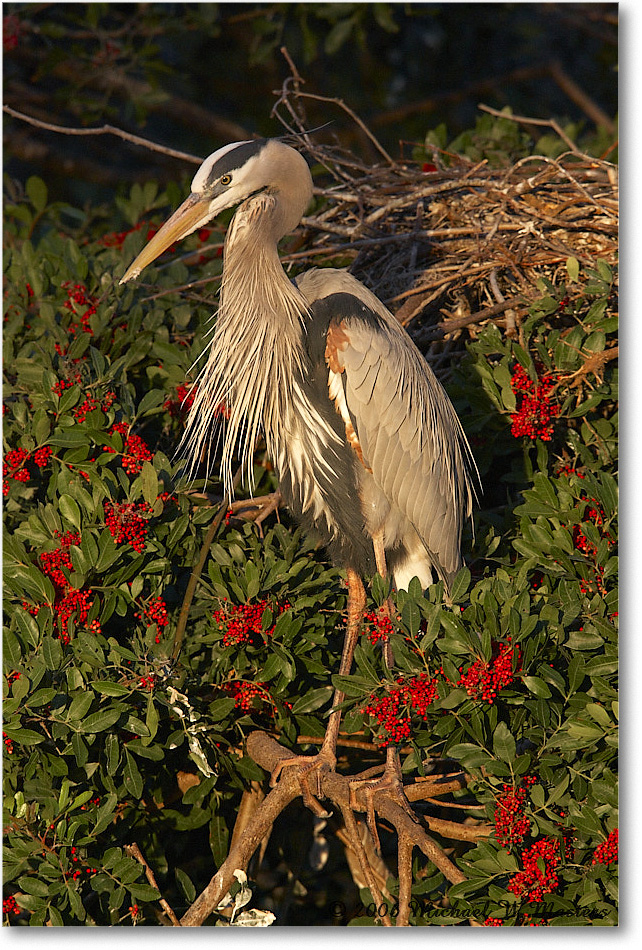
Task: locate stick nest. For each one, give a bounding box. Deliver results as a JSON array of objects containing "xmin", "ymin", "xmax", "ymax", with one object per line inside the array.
[{"xmin": 284, "ymin": 136, "xmax": 618, "ymax": 375}]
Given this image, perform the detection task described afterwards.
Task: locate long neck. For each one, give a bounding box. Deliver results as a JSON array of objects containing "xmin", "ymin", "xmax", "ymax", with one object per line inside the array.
[{"xmin": 179, "ymin": 194, "xmax": 309, "ymax": 497}]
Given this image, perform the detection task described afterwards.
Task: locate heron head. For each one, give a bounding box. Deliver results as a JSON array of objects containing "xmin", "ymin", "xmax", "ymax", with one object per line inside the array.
[{"xmin": 119, "ymin": 139, "xmax": 313, "ymax": 284}]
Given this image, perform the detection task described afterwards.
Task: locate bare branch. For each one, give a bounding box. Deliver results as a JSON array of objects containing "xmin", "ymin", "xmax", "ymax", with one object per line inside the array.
[
  {"xmin": 124, "ymin": 842, "xmax": 181, "ymax": 926},
  {"xmin": 3, "ymin": 105, "xmax": 203, "ymax": 165}
]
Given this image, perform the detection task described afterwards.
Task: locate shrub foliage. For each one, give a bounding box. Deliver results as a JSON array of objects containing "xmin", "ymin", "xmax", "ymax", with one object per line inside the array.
[{"xmin": 3, "ymin": 158, "xmax": 617, "ymax": 926}]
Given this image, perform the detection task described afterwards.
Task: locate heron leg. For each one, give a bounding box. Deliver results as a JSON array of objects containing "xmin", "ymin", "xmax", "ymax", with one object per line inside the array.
[
  {"xmin": 348, "ymin": 531, "xmax": 415, "ymax": 852},
  {"xmin": 269, "ymin": 568, "xmax": 366, "ymax": 815}
]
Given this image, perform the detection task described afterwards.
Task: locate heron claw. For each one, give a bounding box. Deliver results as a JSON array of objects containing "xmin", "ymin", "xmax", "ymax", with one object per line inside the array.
[
  {"xmin": 269, "ymin": 750, "xmax": 336, "ymax": 818},
  {"xmin": 348, "ymin": 765, "xmax": 413, "ymax": 856}
]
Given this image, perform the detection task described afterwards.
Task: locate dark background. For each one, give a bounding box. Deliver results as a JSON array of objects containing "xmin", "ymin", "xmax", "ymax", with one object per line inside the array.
[{"xmin": 3, "ymin": 2, "xmax": 618, "ymax": 205}]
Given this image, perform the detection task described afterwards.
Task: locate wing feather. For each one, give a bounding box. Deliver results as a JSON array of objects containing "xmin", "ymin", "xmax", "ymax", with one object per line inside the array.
[
  {"xmin": 296, "ymin": 269, "xmax": 477, "ymax": 584},
  {"xmin": 342, "ymin": 316, "xmax": 474, "ymax": 577}
]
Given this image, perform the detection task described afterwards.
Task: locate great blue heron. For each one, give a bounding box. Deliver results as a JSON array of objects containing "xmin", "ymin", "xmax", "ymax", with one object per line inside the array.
[{"xmin": 120, "ymin": 137, "xmax": 477, "ymax": 824}]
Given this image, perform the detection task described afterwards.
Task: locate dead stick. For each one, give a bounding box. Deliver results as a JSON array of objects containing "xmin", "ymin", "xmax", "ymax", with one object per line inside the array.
[
  {"xmin": 396, "ymin": 832, "xmax": 413, "ymax": 927},
  {"xmin": 124, "ymin": 842, "xmax": 181, "ymax": 926},
  {"xmin": 248, "ymin": 731, "xmax": 467, "ymax": 886},
  {"xmin": 548, "ymin": 60, "xmax": 615, "ymax": 133},
  {"xmin": 180, "ymin": 770, "xmax": 300, "ymax": 926},
  {"xmin": 3, "ymin": 104, "xmax": 202, "ymax": 165},
  {"xmin": 339, "ymin": 803, "xmax": 392, "ymax": 926},
  {"xmin": 171, "ymin": 466, "xmax": 242, "ymax": 660}
]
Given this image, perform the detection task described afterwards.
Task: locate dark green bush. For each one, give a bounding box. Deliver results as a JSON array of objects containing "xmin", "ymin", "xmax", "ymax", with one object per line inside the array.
[{"xmin": 3, "ymin": 163, "xmax": 617, "ymax": 926}]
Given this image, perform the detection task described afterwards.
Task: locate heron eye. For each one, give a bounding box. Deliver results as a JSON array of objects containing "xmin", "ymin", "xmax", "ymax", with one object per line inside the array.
[{"xmin": 219, "ymin": 174, "xmax": 232, "ymax": 186}]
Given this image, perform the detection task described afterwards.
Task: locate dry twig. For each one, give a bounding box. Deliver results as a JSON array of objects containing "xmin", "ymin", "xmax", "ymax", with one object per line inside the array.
[{"xmin": 124, "ymin": 842, "xmax": 181, "ymax": 926}]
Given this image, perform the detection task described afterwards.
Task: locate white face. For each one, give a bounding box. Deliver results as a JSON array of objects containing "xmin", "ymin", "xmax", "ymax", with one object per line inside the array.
[
  {"xmin": 119, "ymin": 139, "xmax": 310, "ymax": 283},
  {"xmin": 190, "ymin": 140, "xmax": 267, "ymax": 201}
]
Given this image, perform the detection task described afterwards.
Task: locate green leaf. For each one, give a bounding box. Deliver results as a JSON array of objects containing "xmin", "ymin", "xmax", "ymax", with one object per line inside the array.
[
  {"xmin": 136, "ymin": 388, "xmax": 166, "ymax": 417},
  {"xmin": 291, "ymin": 686, "xmax": 332, "ymax": 715},
  {"xmin": 566, "ymin": 256, "xmax": 580, "ymax": 282},
  {"xmin": 67, "ymin": 691, "xmax": 94, "ymax": 722},
  {"xmin": 18, "ymin": 875, "xmax": 51, "ymax": 897},
  {"xmin": 2, "ymin": 725, "xmax": 45, "ymax": 745},
  {"xmin": 209, "ymin": 814, "xmax": 230, "ymax": 868},
  {"xmin": 93, "ymin": 793, "xmax": 118, "ymax": 835},
  {"xmin": 127, "ymin": 882, "xmax": 161, "ymax": 901},
  {"xmin": 207, "ymin": 697, "xmax": 236, "ymax": 721},
  {"xmin": 175, "ymin": 867, "xmax": 196, "ymax": 903},
  {"xmin": 521, "ymin": 676, "xmax": 552, "ymax": 698},
  {"xmin": 42, "ymin": 636, "xmax": 64, "ymax": 671},
  {"xmin": 91, "ymin": 681, "xmax": 130, "ymax": 697},
  {"xmin": 447, "ymin": 743, "xmax": 492, "ymax": 768},
  {"xmin": 8, "ymin": 565, "xmax": 56, "ymax": 605},
  {"xmin": 492, "ymin": 722, "xmax": 516, "ymax": 762},
  {"xmin": 449, "ymin": 566, "xmax": 471, "ymax": 603},
  {"xmin": 3, "ymin": 628, "xmax": 22, "ymax": 668},
  {"xmin": 78, "ymin": 707, "xmax": 123, "ymax": 733},
  {"xmin": 26, "ymin": 176, "xmax": 48, "ymax": 213},
  {"xmin": 13, "ymin": 608, "xmax": 40, "ymax": 649},
  {"xmin": 123, "ymin": 749, "xmax": 144, "ymax": 799},
  {"xmin": 567, "ymin": 655, "xmax": 586, "ymax": 694},
  {"xmin": 58, "ymin": 494, "xmax": 82, "ymax": 530},
  {"xmin": 140, "ymin": 460, "xmax": 159, "ymax": 506}
]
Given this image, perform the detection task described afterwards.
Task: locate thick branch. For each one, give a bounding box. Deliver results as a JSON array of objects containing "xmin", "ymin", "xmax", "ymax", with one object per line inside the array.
[
  {"xmin": 247, "ymin": 732, "xmax": 467, "ymax": 885},
  {"xmin": 179, "ymin": 766, "xmax": 300, "ymax": 926}
]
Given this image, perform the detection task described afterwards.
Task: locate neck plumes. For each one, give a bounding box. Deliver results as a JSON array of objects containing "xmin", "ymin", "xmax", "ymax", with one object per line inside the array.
[{"xmin": 179, "ymin": 194, "xmax": 308, "ymax": 498}]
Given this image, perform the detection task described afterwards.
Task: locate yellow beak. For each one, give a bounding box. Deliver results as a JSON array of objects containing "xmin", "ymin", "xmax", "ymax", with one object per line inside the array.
[{"xmin": 119, "ymin": 193, "xmax": 214, "ymax": 284}]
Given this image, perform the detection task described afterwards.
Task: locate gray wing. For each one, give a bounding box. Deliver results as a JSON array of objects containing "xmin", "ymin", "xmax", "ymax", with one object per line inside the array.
[
  {"xmin": 342, "ymin": 319, "xmax": 474, "ymax": 578},
  {"xmin": 299, "ymin": 270, "xmax": 476, "ymax": 581}
]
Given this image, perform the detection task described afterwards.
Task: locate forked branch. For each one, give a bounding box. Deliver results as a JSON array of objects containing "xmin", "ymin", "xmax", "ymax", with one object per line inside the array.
[{"xmin": 180, "ymin": 731, "xmax": 478, "ymax": 926}]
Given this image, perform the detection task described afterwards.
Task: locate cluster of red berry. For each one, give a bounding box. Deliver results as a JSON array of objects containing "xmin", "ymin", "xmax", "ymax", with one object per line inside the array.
[
  {"xmin": 558, "ymin": 467, "xmax": 614, "ymax": 559},
  {"xmin": 493, "ymin": 776, "xmax": 537, "ymax": 848},
  {"xmin": 510, "ymin": 364, "xmax": 559, "ymax": 441},
  {"xmin": 138, "ymin": 675, "xmax": 157, "ymax": 691},
  {"xmin": 104, "ymin": 422, "xmax": 154, "ymax": 475},
  {"xmin": 484, "ymin": 914, "xmax": 547, "ymax": 927},
  {"xmin": 69, "ymin": 847, "xmax": 98, "ymax": 881},
  {"xmin": 39, "ymin": 530, "xmax": 81, "ymax": 587},
  {"xmin": 164, "ymin": 383, "xmax": 197, "ymax": 419},
  {"xmin": 558, "ymin": 468, "xmax": 614, "ymax": 596},
  {"xmin": 34, "ymin": 445, "xmax": 53, "ymax": 467},
  {"xmin": 3, "ymin": 13, "xmax": 21, "ymax": 51},
  {"xmin": 61, "ymin": 281, "xmax": 97, "ymax": 336},
  {"xmin": 135, "ymin": 596, "xmax": 169, "ymax": 643},
  {"xmin": 2, "ymin": 894, "xmax": 19, "ymax": 917},
  {"xmin": 72, "ymin": 389, "xmax": 116, "ymax": 424},
  {"xmin": 2, "ymin": 441, "xmax": 52, "ymax": 494},
  {"xmin": 457, "ymin": 640, "xmax": 520, "ymax": 704},
  {"xmin": 507, "ymin": 837, "xmax": 561, "ymax": 902},
  {"xmin": 3, "ymin": 731, "xmax": 15, "ymax": 755},
  {"xmin": 24, "ymin": 531, "xmax": 98, "ymax": 645},
  {"xmin": 363, "ymin": 609, "xmax": 394, "ymax": 645},
  {"xmin": 362, "ymin": 638, "xmax": 520, "ymax": 745},
  {"xmin": 55, "ymin": 590, "xmax": 96, "ymax": 645},
  {"xmin": 3, "ymin": 446, "xmax": 31, "ymax": 494},
  {"xmin": 213, "ymin": 599, "xmax": 289, "ymax": 648},
  {"xmin": 220, "ymin": 680, "xmax": 269, "ymax": 712},
  {"xmin": 592, "ymin": 828, "xmax": 618, "ymax": 866},
  {"xmin": 52, "ymin": 372, "xmax": 82, "ymax": 395},
  {"xmin": 100, "ymin": 221, "xmax": 160, "ymax": 250},
  {"xmin": 361, "ymin": 673, "xmax": 440, "ymax": 746},
  {"xmin": 104, "ymin": 499, "xmax": 152, "ymax": 552}
]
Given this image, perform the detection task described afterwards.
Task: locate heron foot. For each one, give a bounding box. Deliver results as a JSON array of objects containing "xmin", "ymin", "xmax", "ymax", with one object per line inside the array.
[
  {"xmin": 269, "ymin": 748, "xmax": 337, "ymax": 818},
  {"xmin": 349, "ymin": 760, "xmax": 413, "ymax": 855}
]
